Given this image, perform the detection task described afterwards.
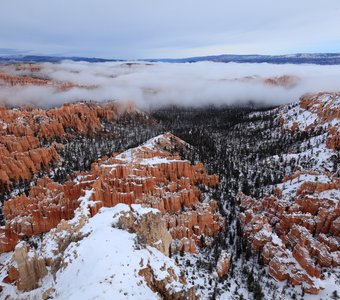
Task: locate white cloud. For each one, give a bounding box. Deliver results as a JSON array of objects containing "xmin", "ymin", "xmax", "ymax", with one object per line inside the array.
[{"xmin": 1, "ymin": 61, "xmax": 340, "ymax": 109}]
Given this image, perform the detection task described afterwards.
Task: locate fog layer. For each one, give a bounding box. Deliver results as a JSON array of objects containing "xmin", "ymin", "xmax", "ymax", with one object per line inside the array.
[{"xmin": 1, "ymin": 61, "xmax": 340, "ymax": 109}]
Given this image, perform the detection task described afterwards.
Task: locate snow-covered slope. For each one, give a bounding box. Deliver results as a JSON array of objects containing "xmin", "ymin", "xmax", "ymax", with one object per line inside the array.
[
  {"xmin": 0, "ymin": 132, "xmax": 222, "ymax": 299},
  {"xmin": 0, "ymin": 199, "xmax": 195, "ymax": 299},
  {"xmin": 51, "ymin": 205, "xmax": 189, "ymax": 300},
  {"xmin": 239, "ymin": 92, "xmax": 340, "ymax": 296}
]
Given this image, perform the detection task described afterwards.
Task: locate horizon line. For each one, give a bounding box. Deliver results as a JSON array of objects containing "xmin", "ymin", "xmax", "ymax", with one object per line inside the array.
[{"xmin": 1, "ymin": 51, "xmax": 340, "ymax": 62}]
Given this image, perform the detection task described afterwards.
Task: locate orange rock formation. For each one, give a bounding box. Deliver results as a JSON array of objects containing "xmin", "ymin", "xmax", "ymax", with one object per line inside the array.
[
  {"xmin": 270, "ymin": 92, "xmax": 340, "ymax": 293},
  {"xmin": 0, "ymin": 69, "xmax": 96, "ymax": 91},
  {"xmin": 0, "ymin": 101, "xmax": 138, "ymax": 186},
  {"xmin": 263, "ymin": 75, "xmax": 299, "ymax": 88},
  {"xmin": 239, "ymin": 176, "xmax": 340, "ymax": 294},
  {"xmin": 0, "ymin": 133, "xmax": 224, "ymax": 255}
]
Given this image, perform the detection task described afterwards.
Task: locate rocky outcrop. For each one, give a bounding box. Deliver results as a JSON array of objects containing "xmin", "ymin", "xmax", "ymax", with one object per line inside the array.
[
  {"xmin": 112, "ymin": 204, "xmax": 197, "ymax": 299},
  {"xmin": 326, "ymin": 126, "xmax": 340, "ymax": 150},
  {"xmin": 2, "ymin": 177, "xmax": 87, "ymax": 238},
  {"xmin": 1, "ymin": 201, "xmax": 198, "ymax": 298},
  {"xmin": 165, "ymin": 201, "xmax": 224, "ymax": 253},
  {"xmin": 0, "ymin": 139, "xmax": 60, "ymax": 184},
  {"xmin": 0, "ymin": 101, "xmax": 140, "ymax": 187},
  {"xmin": 0, "ymin": 133, "xmax": 224, "ymax": 255},
  {"xmin": 6, "ymin": 242, "xmax": 48, "ymax": 292},
  {"xmin": 0, "ymin": 227, "xmax": 19, "ymax": 253},
  {"xmin": 216, "ymin": 250, "xmax": 230, "ymax": 278},
  {"xmin": 115, "ymin": 205, "xmax": 172, "ymax": 256},
  {"xmin": 299, "ymin": 92, "xmax": 340, "ymax": 122},
  {"xmin": 0, "ymin": 101, "xmax": 134, "ymax": 140},
  {"xmin": 0, "ymin": 69, "xmax": 95, "ymax": 91},
  {"xmin": 260, "ymin": 92, "xmax": 340, "ymax": 294},
  {"xmin": 2, "ymin": 194, "xmax": 90, "ymax": 293},
  {"xmin": 282, "ymin": 93, "xmax": 340, "ymax": 150},
  {"xmin": 0, "ymin": 71, "xmax": 50, "ymax": 87},
  {"xmin": 263, "ymin": 75, "xmax": 299, "ymax": 88},
  {"xmin": 88, "ymin": 133, "xmax": 224, "ymax": 253},
  {"xmin": 138, "ymin": 263, "xmax": 197, "ymax": 300},
  {"xmin": 238, "ymin": 172, "xmax": 340, "ymax": 294}
]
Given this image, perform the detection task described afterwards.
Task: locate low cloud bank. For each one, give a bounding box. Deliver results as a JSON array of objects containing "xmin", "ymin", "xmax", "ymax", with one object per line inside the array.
[{"xmin": 1, "ymin": 61, "xmax": 340, "ymax": 109}]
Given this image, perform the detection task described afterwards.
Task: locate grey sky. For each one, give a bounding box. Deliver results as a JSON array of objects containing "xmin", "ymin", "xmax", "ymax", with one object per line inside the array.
[{"xmin": 1, "ymin": 0, "xmax": 340, "ymax": 59}]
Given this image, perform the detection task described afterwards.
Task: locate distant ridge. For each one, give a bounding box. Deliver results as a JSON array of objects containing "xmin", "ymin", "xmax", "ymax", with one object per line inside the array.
[
  {"xmin": 145, "ymin": 53, "xmax": 340, "ymax": 64},
  {"xmin": 1, "ymin": 53, "xmax": 340, "ymax": 64},
  {"xmin": 0, "ymin": 55, "xmax": 120, "ymax": 64}
]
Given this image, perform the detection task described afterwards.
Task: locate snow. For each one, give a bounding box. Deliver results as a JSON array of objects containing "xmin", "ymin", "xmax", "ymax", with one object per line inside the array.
[
  {"xmin": 0, "ymin": 190, "xmax": 188, "ymax": 299},
  {"xmin": 112, "ymin": 133, "xmax": 189, "ymax": 167},
  {"xmin": 141, "ymin": 133, "xmax": 187, "ymax": 149},
  {"xmin": 271, "ymin": 233, "xmax": 283, "ymax": 247},
  {"xmin": 303, "ymin": 272, "xmax": 340, "ymax": 300},
  {"xmin": 283, "ymin": 105, "xmax": 318, "ymax": 131},
  {"xmin": 139, "ymin": 157, "xmax": 181, "ymax": 165},
  {"xmin": 269, "ymin": 134, "xmax": 334, "ymax": 174},
  {"xmin": 48, "ymin": 205, "xmax": 184, "ymax": 300},
  {"xmin": 131, "ymin": 204, "xmax": 159, "ymax": 217},
  {"xmin": 52, "ymin": 210, "xmax": 160, "ymax": 300},
  {"xmin": 276, "ymin": 173, "xmax": 331, "ymax": 200},
  {"xmin": 318, "ymin": 188, "xmax": 340, "ymax": 201},
  {"xmin": 0, "ymin": 121, "xmax": 8, "ymax": 129}
]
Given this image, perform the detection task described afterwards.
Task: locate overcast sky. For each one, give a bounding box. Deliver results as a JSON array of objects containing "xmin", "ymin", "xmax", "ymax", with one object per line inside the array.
[{"xmin": 1, "ymin": 0, "xmax": 340, "ymax": 59}]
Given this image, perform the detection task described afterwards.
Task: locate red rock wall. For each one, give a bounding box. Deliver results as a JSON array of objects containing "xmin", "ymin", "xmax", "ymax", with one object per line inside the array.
[
  {"xmin": 0, "ymin": 101, "xmax": 137, "ymax": 186},
  {"xmin": 0, "ymin": 72, "xmax": 50, "ymax": 87},
  {"xmin": 1, "ymin": 178, "xmax": 88, "ymax": 241}
]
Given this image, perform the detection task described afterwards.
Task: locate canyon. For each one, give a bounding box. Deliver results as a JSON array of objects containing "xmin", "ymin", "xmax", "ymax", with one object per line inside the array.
[
  {"xmin": 0, "ymin": 133, "xmax": 224, "ymax": 254},
  {"xmin": 0, "ymin": 65, "xmax": 339, "ymax": 299},
  {"xmin": 0, "ymin": 132, "xmax": 224, "ymax": 298},
  {"xmin": 239, "ymin": 92, "xmax": 340, "ymax": 294}
]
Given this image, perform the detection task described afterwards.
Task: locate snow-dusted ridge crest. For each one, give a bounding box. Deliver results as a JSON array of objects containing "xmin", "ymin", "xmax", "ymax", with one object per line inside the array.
[
  {"xmin": 0, "ymin": 193, "xmax": 195, "ymax": 299},
  {"xmin": 111, "ymin": 132, "xmax": 191, "ymax": 165},
  {"xmin": 238, "ymin": 91, "xmax": 340, "ymax": 297},
  {"xmin": 0, "ymin": 131, "xmax": 222, "ymax": 299}
]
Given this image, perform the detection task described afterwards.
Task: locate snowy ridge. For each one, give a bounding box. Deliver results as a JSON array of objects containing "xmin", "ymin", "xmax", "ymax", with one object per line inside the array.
[
  {"xmin": 113, "ymin": 132, "xmax": 190, "ymax": 165},
  {"xmin": 282, "ymin": 92, "xmax": 340, "ymax": 131},
  {"xmin": 235, "ymin": 92, "xmax": 339, "ymax": 298},
  {"xmin": 0, "ymin": 191, "xmax": 191, "ymax": 299},
  {"xmin": 0, "ymin": 131, "xmax": 221, "ymax": 299},
  {"xmin": 52, "ymin": 205, "xmax": 184, "ymax": 300}
]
